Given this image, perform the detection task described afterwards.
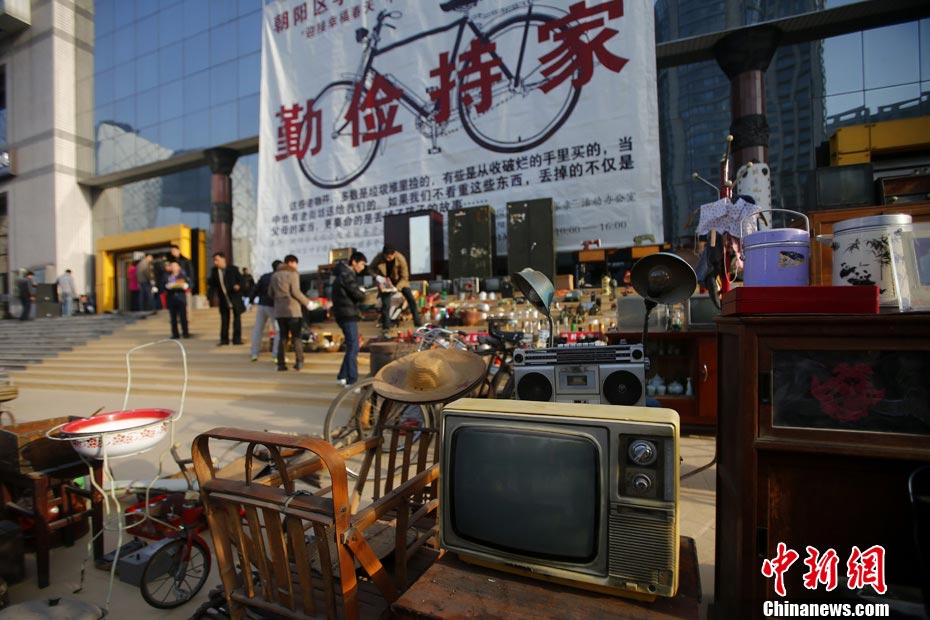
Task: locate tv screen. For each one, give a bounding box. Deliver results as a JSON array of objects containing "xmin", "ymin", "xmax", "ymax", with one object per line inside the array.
[
  {"xmin": 688, "ymin": 294, "xmax": 720, "ymax": 327},
  {"xmin": 449, "ymin": 427, "xmax": 599, "ymax": 562}
]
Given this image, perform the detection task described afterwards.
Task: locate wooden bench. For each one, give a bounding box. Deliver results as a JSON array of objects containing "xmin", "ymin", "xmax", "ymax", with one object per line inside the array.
[{"xmin": 192, "ymin": 410, "xmax": 439, "ymax": 620}]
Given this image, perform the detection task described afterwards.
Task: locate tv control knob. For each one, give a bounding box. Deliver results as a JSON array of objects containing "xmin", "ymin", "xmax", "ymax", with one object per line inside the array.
[
  {"xmin": 631, "ymin": 348, "xmax": 644, "ymax": 361},
  {"xmin": 514, "ymin": 351, "xmax": 525, "ymax": 364},
  {"xmin": 628, "ymin": 440, "xmax": 657, "ymax": 466},
  {"xmin": 632, "ymin": 474, "xmax": 652, "ymax": 493}
]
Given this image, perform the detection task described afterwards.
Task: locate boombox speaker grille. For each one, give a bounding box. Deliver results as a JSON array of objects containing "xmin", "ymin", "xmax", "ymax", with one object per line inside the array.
[
  {"xmin": 603, "ymin": 370, "xmax": 644, "ymax": 406},
  {"xmin": 516, "ymin": 372, "xmax": 553, "ymax": 402}
]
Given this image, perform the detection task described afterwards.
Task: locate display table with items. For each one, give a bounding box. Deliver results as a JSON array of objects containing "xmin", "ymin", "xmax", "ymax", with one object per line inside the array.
[
  {"xmin": 714, "ymin": 313, "xmax": 930, "ymax": 619},
  {"xmin": 392, "ymin": 537, "xmax": 701, "ymax": 620}
]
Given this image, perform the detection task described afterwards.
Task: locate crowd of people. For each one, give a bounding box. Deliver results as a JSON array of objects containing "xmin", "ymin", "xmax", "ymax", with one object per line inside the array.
[{"xmin": 14, "ymin": 244, "xmax": 423, "ymax": 389}]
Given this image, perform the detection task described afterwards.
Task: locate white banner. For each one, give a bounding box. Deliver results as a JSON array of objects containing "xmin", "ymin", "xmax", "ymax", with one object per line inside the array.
[{"xmin": 257, "ymin": 0, "xmax": 662, "ymax": 272}]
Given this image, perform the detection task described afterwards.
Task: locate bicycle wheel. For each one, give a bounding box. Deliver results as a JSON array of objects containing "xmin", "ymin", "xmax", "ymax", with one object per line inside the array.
[
  {"xmin": 324, "ymin": 377, "xmax": 380, "ymax": 449},
  {"xmin": 459, "ymin": 13, "xmax": 581, "ymax": 153},
  {"xmin": 298, "ymin": 80, "xmax": 380, "ymax": 189},
  {"xmin": 140, "ymin": 537, "xmax": 211, "ymax": 609}
]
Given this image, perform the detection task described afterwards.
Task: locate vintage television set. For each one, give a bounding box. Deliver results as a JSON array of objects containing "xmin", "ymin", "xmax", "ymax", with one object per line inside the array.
[
  {"xmin": 440, "ymin": 398, "xmax": 680, "ymax": 600},
  {"xmin": 686, "ymin": 293, "xmax": 721, "ymax": 329}
]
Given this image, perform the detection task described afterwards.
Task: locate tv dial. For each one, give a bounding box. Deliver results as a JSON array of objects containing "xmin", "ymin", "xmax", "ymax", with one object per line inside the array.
[
  {"xmin": 632, "ymin": 473, "xmax": 652, "ymax": 493},
  {"xmin": 628, "ymin": 439, "xmax": 657, "ymax": 466}
]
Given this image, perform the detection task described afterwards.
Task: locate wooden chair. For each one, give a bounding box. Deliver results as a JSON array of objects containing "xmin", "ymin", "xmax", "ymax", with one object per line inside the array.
[{"xmin": 192, "ymin": 405, "xmax": 439, "ymax": 620}]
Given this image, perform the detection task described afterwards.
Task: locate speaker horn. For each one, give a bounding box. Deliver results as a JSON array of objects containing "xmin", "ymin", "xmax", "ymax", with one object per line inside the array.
[{"xmin": 630, "ymin": 252, "xmax": 697, "ymax": 306}]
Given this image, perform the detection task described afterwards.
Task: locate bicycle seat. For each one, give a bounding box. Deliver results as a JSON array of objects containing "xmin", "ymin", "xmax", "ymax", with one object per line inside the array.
[
  {"xmin": 488, "ymin": 324, "xmax": 525, "ymax": 344},
  {"xmin": 439, "ymin": 0, "xmax": 478, "ymax": 12}
]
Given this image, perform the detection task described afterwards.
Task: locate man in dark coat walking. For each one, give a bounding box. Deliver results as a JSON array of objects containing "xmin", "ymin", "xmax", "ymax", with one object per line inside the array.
[
  {"xmin": 207, "ymin": 252, "xmax": 245, "ymax": 345},
  {"xmin": 331, "ymin": 251, "xmax": 368, "ymax": 386},
  {"xmin": 18, "ymin": 271, "xmax": 36, "ymax": 321}
]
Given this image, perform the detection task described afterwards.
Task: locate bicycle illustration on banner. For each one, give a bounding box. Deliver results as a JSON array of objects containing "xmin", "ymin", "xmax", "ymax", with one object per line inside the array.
[{"xmin": 274, "ymin": 0, "xmax": 630, "ymax": 189}]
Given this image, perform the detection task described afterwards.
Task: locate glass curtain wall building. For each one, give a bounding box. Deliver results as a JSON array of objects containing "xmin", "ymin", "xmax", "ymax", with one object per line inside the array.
[
  {"xmin": 83, "ymin": 0, "xmax": 261, "ymax": 266},
  {"xmin": 655, "ymin": 0, "xmax": 930, "ymax": 243}
]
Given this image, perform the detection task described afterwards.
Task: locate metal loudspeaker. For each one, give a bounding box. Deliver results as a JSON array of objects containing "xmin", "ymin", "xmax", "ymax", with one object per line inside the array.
[{"xmin": 630, "ymin": 252, "xmax": 697, "ymax": 306}]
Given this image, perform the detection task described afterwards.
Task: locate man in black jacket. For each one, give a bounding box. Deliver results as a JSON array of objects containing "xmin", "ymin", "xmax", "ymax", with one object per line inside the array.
[
  {"xmin": 331, "ymin": 251, "xmax": 368, "ymax": 386},
  {"xmin": 18, "ymin": 271, "xmax": 36, "ymax": 321},
  {"xmin": 207, "ymin": 252, "xmax": 246, "ymax": 345}
]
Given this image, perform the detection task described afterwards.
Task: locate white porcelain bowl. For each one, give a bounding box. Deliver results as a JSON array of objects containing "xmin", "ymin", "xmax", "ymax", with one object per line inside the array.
[{"xmin": 61, "ymin": 409, "xmax": 174, "ymax": 459}]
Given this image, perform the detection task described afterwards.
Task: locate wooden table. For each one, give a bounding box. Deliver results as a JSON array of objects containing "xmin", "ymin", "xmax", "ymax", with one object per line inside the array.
[
  {"xmin": 0, "ymin": 459, "xmax": 104, "ymax": 588},
  {"xmin": 392, "ymin": 537, "xmax": 701, "ymax": 620}
]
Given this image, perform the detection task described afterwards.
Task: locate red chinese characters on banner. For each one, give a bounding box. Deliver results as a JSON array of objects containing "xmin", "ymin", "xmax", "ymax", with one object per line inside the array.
[
  {"xmin": 345, "ymin": 75, "xmax": 404, "ymax": 146},
  {"xmin": 458, "ymin": 39, "xmax": 503, "ymax": 114},
  {"xmin": 428, "ymin": 52, "xmax": 456, "ymax": 124},
  {"xmin": 802, "ymin": 546, "xmax": 839, "ymax": 592},
  {"xmin": 275, "ymin": 101, "xmax": 321, "ymax": 161},
  {"xmin": 847, "ymin": 545, "xmax": 887, "ymax": 595},
  {"xmin": 761, "ymin": 542, "xmax": 800, "ymax": 597},
  {"xmin": 537, "ymin": 0, "xmax": 628, "ymax": 93}
]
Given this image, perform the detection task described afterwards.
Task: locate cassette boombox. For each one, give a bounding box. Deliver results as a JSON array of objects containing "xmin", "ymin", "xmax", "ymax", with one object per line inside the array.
[{"xmin": 513, "ymin": 343, "xmax": 647, "ymax": 406}]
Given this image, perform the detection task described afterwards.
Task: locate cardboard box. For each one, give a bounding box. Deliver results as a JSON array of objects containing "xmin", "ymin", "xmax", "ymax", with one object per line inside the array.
[{"xmin": 554, "ymin": 274, "xmax": 574, "ymax": 290}]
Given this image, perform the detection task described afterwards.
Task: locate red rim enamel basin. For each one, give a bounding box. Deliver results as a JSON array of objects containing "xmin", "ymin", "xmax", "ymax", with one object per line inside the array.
[{"xmin": 61, "ymin": 409, "xmax": 174, "ymax": 435}]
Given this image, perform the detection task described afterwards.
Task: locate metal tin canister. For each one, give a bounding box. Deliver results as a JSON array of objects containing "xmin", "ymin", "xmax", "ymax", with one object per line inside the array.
[
  {"xmin": 742, "ymin": 210, "xmax": 810, "ymax": 287},
  {"xmin": 828, "ymin": 214, "xmax": 912, "ymax": 307}
]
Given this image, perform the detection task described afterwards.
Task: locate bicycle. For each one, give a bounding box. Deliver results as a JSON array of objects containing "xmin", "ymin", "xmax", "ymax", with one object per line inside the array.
[
  {"xmin": 122, "ymin": 445, "xmax": 211, "ymax": 609},
  {"xmin": 300, "ymin": 0, "xmax": 582, "ymax": 188}
]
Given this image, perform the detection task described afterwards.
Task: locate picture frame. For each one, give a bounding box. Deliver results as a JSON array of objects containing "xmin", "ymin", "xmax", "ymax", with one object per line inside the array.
[{"xmin": 892, "ymin": 225, "xmax": 930, "ymax": 311}]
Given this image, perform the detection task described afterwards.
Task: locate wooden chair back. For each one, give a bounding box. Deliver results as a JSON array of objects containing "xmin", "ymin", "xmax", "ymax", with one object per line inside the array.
[{"xmin": 192, "ymin": 412, "xmax": 439, "ymax": 620}]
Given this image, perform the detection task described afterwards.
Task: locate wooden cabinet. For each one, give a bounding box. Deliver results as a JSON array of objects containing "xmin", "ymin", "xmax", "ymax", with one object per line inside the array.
[
  {"xmin": 613, "ymin": 329, "xmax": 718, "ymax": 427},
  {"xmin": 714, "ymin": 315, "xmax": 930, "ymax": 619}
]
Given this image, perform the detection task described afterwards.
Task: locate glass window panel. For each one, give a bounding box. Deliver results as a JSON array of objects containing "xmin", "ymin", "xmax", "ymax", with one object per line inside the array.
[
  {"xmin": 115, "ymin": 24, "xmax": 136, "ymax": 60},
  {"xmin": 211, "ymin": 60, "xmax": 238, "ymax": 106},
  {"xmin": 136, "ymin": 88, "xmax": 159, "ymax": 130},
  {"xmin": 183, "ymin": 70, "xmax": 211, "ymax": 114},
  {"xmin": 922, "ymin": 19, "xmax": 930, "ymax": 82},
  {"xmin": 114, "ymin": 95, "xmax": 136, "ymax": 128},
  {"xmin": 184, "ymin": 0, "xmax": 210, "ymax": 38},
  {"xmin": 210, "ymin": 101, "xmax": 239, "ymax": 146},
  {"xmin": 95, "ymin": 34, "xmax": 115, "ymax": 73},
  {"xmin": 114, "ymin": 62, "xmax": 136, "ymax": 100},
  {"xmin": 210, "ymin": 0, "xmax": 236, "ymax": 28},
  {"xmin": 160, "ymin": 117, "xmax": 184, "ymax": 152},
  {"xmin": 95, "ymin": 103, "xmax": 115, "ymax": 129},
  {"xmin": 237, "ymin": 53, "xmax": 260, "ymax": 97},
  {"xmin": 137, "ymin": 53, "xmax": 159, "ymax": 92},
  {"xmin": 238, "ymin": 93, "xmax": 259, "ymax": 138},
  {"xmin": 863, "ymin": 23, "xmax": 920, "ymax": 90},
  {"xmin": 95, "ymin": 69, "xmax": 115, "ymax": 107},
  {"xmin": 159, "ymin": 43, "xmax": 184, "ymax": 84},
  {"xmin": 237, "ymin": 11, "xmax": 262, "ymax": 54},
  {"xmin": 135, "ymin": 14, "xmax": 160, "ymax": 57},
  {"xmin": 183, "ymin": 108, "xmax": 211, "ymax": 150},
  {"xmin": 96, "ymin": 0, "xmax": 116, "ymax": 36},
  {"xmin": 211, "ymin": 21, "xmax": 238, "ymax": 66},
  {"xmin": 159, "ymin": 79, "xmax": 184, "ymax": 122},
  {"xmin": 823, "ymin": 33, "xmax": 863, "ymax": 95},
  {"xmin": 113, "ymin": 1, "xmax": 135, "ymax": 29},
  {"xmin": 824, "ymin": 92, "xmax": 866, "ymax": 126},
  {"xmin": 239, "ymin": 0, "xmax": 261, "ymax": 16},
  {"xmin": 159, "ymin": 4, "xmax": 185, "ymax": 46},
  {"xmin": 865, "ymin": 83, "xmax": 922, "ymax": 117},
  {"xmin": 138, "ymin": 123, "xmax": 159, "ymax": 148},
  {"xmin": 184, "ymin": 31, "xmax": 210, "ymax": 75},
  {"xmin": 136, "ymin": 0, "xmax": 158, "ymax": 18}
]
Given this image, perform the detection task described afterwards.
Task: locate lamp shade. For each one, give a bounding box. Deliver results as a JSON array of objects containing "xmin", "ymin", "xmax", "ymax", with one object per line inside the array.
[
  {"xmin": 511, "ymin": 268, "xmax": 555, "ymax": 317},
  {"xmin": 630, "ymin": 252, "xmax": 697, "ymax": 306}
]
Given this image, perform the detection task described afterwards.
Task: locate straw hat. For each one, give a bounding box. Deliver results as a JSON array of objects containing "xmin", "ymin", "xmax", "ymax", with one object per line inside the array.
[{"xmin": 373, "ymin": 348, "xmax": 487, "ymax": 404}]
